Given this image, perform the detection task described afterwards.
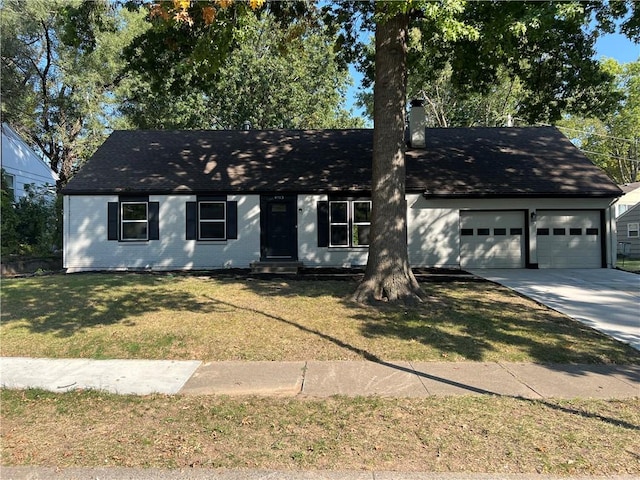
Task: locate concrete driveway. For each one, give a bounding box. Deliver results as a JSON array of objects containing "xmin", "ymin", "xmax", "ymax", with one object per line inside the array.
[{"xmin": 470, "ymin": 269, "xmax": 640, "ymax": 351}]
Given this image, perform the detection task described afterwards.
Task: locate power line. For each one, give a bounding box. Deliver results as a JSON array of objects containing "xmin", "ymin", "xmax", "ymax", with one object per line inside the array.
[
  {"xmin": 516, "ymin": 117, "xmax": 637, "ymax": 144},
  {"xmin": 556, "ymin": 125, "xmax": 636, "ymax": 144},
  {"xmin": 580, "ymin": 149, "xmax": 640, "ymax": 163}
]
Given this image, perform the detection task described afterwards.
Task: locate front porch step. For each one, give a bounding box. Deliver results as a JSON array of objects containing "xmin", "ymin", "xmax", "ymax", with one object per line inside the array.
[{"xmin": 250, "ymin": 261, "xmax": 303, "ymax": 275}]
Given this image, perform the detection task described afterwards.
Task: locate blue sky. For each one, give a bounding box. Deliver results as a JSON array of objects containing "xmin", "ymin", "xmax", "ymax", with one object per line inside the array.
[{"xmin": 595, "ymin": 31, "xmax": 639, "ymax": 63}]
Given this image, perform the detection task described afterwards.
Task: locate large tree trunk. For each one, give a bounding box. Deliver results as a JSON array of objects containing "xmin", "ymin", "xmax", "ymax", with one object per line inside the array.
[{"xmin": 351, "ymin": 10, "xmax": 425, "ymax": 305}]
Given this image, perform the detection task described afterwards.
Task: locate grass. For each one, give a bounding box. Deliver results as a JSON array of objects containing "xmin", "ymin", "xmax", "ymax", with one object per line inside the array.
[
  {"xmin": 1, "ymin": 272, "xmax": 639, "ymax": 364},
  {"xmin": 2, "ymin": 272, "xmax": 639, "ymax": 475},
  {"xmin": 617, "ymin": 258, "xmax": 640, "ymax": 273},
  {"xmin": 2, "ymin": 389, "xmax": 639, "ymax": 474}
]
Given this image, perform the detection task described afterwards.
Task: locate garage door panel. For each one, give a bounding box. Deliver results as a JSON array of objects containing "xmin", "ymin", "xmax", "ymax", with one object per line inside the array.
[
  {"xmin": 537, "ymin": 211, "xmax": 601, "ymax": 268},
  {"xmin": 460, "ymin": 211, "xmax": 525, "ymax": 269}
]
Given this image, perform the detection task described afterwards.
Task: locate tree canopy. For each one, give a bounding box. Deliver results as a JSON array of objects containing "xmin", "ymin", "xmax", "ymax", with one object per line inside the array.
[
  {"xmin": 559, "ymin": 59, "xmax": 640, "ymax": 184},
  {"xmin": 0, "ymin": 0, "xmax": 147, "ymax": 189},
  {"xmin": 122, "ymin": 10, "xmax": 363, "ymax": 129}
]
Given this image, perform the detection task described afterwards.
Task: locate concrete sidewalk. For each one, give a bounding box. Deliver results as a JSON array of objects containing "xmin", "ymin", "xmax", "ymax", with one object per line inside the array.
[
  {"xmin": 1, "ymin": 357, "xmax": 638, "ymax": 399},
  {"xmin": 0, "ymin": 357, "xmax": 201, "ymax": 395}
]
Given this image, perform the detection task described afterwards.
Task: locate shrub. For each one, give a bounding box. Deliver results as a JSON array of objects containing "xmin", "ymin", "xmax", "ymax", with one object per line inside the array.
[{"xmin": 1, "ymin": 170, "xmax": 60, "ymax": 257}]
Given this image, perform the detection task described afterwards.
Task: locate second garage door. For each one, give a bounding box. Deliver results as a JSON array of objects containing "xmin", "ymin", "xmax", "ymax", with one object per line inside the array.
[
  {"xmin": 460, "ymin": 211, "xmax": 525, "ymax": 268},
  {"xmin": 536, "ymin": 210, "xmax": 602, "ymax": 268}
]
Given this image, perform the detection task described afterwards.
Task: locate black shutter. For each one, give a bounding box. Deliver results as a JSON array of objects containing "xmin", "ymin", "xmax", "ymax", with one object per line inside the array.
[
  {"xmin": 149, "ymin": 202, "xmax": 160, "ymax": 240},
  {"xmin": 317, "ymin": 201, "xmax": 329, "ymax": 247},
  {"xmin": 186, "ymin": 202, "xmax": 197, "ymax": 240},
  {"xmin": 107, "ymin": 202, "xmax": 119, "ymax": 240},
  {"xmin": 226, "ymin": 201, "xmax": 238, "ymax": 239}
]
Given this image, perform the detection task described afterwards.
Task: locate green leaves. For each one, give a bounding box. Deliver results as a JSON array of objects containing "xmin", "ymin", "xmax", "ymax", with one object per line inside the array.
[{"xmin": 123, "ymin": 11, "xmax": 362, "ymax": 129}]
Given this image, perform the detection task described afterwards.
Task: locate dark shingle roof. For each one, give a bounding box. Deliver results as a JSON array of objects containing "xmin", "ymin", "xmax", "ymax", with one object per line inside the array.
[
  {"xmin": 619, "ymin": 181, "xmax": 640, "ymax": 194},
  {"xmin": 63, "ymin": 127, "xmax": 621, "ymax": 198}
]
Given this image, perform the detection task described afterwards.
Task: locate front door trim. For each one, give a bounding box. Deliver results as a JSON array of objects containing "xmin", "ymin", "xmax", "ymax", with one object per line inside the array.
[{"xmin": 260, "ymin": 195, "xmax": 298, "ymax": 261}]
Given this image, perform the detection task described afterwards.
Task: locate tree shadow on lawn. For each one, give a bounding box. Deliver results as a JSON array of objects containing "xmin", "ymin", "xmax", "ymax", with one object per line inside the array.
[
  {"xmin": 4, "ymin": 271, "xmax": 638, "ymax": 366},
  {"xmin": 240, "ymin": 276, "xmax": 640, "ymax": 366},
  {"xmin": 0, "ymin": 273, "xmax": 220, "ymax": 338},
  {"xmin": 205, "ymin": 291, "xmax": 640, "ymax": 432}
]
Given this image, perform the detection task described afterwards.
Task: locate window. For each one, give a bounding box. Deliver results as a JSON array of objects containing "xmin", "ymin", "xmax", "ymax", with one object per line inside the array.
[
  {"xmin": 4, "ymin": 173, "xmax": 15, "ymax": 201},
  {"xmin": 199, "ymin": 201, "xmax": 226, "ymax": 240},
  {"xmin": 317, "ymin": 199, "xmax": 371, "ymax": 248},
  {"xmin": 108, "ymin": 197, "xmax": 159, "ymax": 242},
  {"xmin": 330, "ymin": 201, "xmax": 349, "ymax": 246},
  {"xmin": 553, "ymin": 228, "xmax": 566, "ymax": 236},
  {"xmin": 586, "ymin": 228, "xmax": 599, "ymax": 235},
  {"xmin": 537, "ymin": 228, "xmax": 550, "ymax": 236},
  {"xmin": 329, "ymin": 200, "xmax": 371, "ymax": 247},
  {"xmin": 121, "ymin": 202, "xmax": 148, "ymax": 241},
  {"xmin": 570, "ymin": 228, "xmax": 582, "ymax": 235},
  {"xmin": 510, "ymin": 228, "xmax": 523, "ymax": 235},
  {"xmin": 352, "ymin": 201, "xmax": 371, "ymax": 246},
  {"xmin": 629, "ymin": 223, "xmax": 640, "ymax": 238},
  {"xmin": 185, "ymin": 197, "xmax": 237, "ymax": 241},
  {"xmin": 494, "ymin": 228, "xmax": 507, "ymax": 236},
  {"xmin": 461, "ymin": 228, "xmax": 474, "ymax": 236},
  {"xmin": 477, "ymin": 228, "xmax": 490, "ymax": 236}
]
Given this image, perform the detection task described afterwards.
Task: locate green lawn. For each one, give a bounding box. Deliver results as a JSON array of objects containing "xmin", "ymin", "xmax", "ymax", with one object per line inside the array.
[
  {"xmin": 1, "ymin": 272, "xmax": 638, "ymax": 364},
  {"xmin": 2, "ymin": 390, "xmax": 639, "ymax": 475},
  {"xmin": 617, "ymin": 258, "xmax": 640, "ymax": 273},
  {"xmin": 3, "ymin": 272, "xmax": 639, "ymax": 475}
]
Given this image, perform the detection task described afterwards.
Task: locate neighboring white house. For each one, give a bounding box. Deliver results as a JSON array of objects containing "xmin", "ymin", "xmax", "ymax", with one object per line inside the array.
[
  {"xmin": 62, "ymin": 110, "xmax": 623, "ymax": 273},
  {"xmin": 1, "ymin": 123, "xmax": 57, "ymax": 200},
  {"xmin": 614, "ymin": 181, "xmax": 640, "ymax": 218}
]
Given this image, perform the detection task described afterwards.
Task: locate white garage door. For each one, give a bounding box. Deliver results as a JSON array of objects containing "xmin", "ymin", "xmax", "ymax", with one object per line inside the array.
[
  {"xmin": 460, "ymin": 211, "xmax": 525, "ymax": 268},
  {"xmin": 536, "ymin": 210, "xmax": 602, "ymax": 268}
]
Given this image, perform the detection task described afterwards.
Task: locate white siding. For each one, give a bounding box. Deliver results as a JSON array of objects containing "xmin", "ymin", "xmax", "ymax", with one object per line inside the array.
[
  {"xmin": 298, "ymin": 194, "xmax": 369, "ymax": 267},
  {"xmin": 64, "ymin": 195, "xmax": 260, "ymax": 272},
  {"xmin": 64, "ymin": 193, "xmax": 618, "ymax": 272},
  {"xmin": 407, "ymin": 196, "xmax": 616, "ymax": 269},
  {"xmin": 614, "ymin": 187, "xmax": 640, "ymax": 218},
  {"xmin": 1, "ymin": 123, "xmax": 57, "ymax": 199},
  {"xmin": 407, "ymin": 195, "xmax": 459, "ymax": 268}
]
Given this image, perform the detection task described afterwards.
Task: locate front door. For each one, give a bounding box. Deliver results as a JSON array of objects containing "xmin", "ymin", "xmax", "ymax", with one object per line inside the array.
[{"xmin": 261, "ymin": 195, "xmax": 298, "ymax": 260}]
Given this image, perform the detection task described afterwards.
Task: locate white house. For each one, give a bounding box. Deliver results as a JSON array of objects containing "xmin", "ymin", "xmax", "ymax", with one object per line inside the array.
[
  {"xmin": 62, "ymin": 113, "xmax": 622, "ymax": 273},
  {"xmin": 614, "ymin": 181, "xmax": 640, "ymax": 218},
  {"xmin": 1, "ymin": 123, "xmax": 57, "ymax": 200}
]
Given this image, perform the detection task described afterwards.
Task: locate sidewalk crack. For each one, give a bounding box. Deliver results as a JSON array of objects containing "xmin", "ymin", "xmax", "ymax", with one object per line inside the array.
[
  {"xmin": 298, "ymin": 361, "xmax": 308, "ymax": 396},
  {"xmin": 498, "ymin": 362, "xmax": 543, "ymax": 399}
]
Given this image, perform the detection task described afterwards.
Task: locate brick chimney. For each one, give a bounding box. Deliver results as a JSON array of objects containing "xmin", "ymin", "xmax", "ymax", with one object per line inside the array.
[{"xmin": 409, "ymin": 99, "xmax": 426, "ymax": 148}]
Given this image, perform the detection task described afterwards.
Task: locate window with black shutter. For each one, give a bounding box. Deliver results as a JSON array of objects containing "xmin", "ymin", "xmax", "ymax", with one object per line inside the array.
[
  {"xmin": 186, "ymin": 196, "xmax": 237, "ymax": 241},
  {"xmin": 317, "ymin": 198, "xmax": 371, "ymax": 248},
  {"xmin": 107, "ymin": 196, "xmax": 159, "ymax": 242}
]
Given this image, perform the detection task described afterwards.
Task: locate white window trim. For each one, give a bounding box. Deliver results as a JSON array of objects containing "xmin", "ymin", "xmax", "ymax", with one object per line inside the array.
[
  {"xmin": 198, "ymin": 200, "xmax": 226, "ymax": 240},
  {"xmin": 329, "ymin": 200, "xmax": 349, "ymax": 247},
  {"xmin": 120, "ymin": 201, "xmax": 148, "ymax": 241},
  {"xmin": 329, "ymin": 199, "xmax": 371, "ymax": 248},
  {"xmin": 352, "ymin": 200, "xmax": 372, "ymax": 247},
  {"xmin": 628, "ymin": 222, "xmax": 639, "ymax": 238}
]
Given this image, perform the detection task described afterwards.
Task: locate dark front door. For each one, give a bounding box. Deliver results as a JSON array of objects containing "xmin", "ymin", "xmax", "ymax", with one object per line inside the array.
[{"xmin": 261, "ymin": 195, "xmax": 297, "ymax": 260}]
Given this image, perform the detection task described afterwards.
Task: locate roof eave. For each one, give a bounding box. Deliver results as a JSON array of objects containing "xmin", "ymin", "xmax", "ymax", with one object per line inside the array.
[{"xmin": 423, "ymin": 191, "xmax": 623, "ymax": 199}]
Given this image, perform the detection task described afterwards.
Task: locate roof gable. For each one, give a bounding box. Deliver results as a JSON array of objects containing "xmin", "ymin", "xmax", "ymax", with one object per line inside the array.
[{"xmin": 63, "ymin": 127, "xmax": 621, "ymax": 198}]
